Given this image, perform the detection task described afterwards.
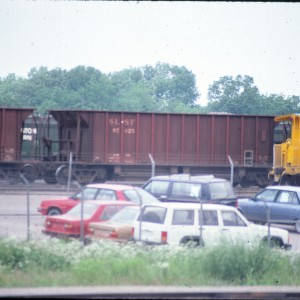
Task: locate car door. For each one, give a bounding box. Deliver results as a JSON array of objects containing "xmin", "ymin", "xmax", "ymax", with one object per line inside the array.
[
  {"xmin": 219, "ymin": 210, "xmax": 252, "ymax": 244},
  {"xmin": 198, "ymin": 209, "xmax": 222, "ymax": 246},
  {"xmin": 243, "ymin": 189, "xmax": 279, "ymax": 222},
  {"xmin": 138, "ymin": 206, "xmax": 167, "ymax": 243},
  {"xmin": 166, "ymin": 209, "xmax": 199, "ymax": 245},
  {"xmin": 270, "ymin": 190, "xmax": 300, "ymax": 224}
]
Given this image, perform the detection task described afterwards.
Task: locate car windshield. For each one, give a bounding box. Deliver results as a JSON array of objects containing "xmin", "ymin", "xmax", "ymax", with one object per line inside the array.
[
  {"xmin": 67, "ymin": 202, "xmax": 99, "ymax": 219},
  {"xmin": 71, "ymin": 187, "xmax": 100, "ymax": 200},
  {"xmin": 110, "ymin": 207, "xmax": 140, "ymax": 224},
  {"xmin": 123, "ymin": 188, "xmax": 159, "ymax": 204},
  {"xmin": 209, "ymin": 181, "xmax": 236, "ymax": 199}
]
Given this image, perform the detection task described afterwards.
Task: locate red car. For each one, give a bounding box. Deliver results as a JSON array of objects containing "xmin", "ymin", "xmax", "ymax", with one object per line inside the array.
[
  {"xmin": 37, "ymin": 183, "xmax": 159, "ymax": 215},
  {"xmin": 43, "ymin": 200, "xmax": 135, "ymax": 238}
]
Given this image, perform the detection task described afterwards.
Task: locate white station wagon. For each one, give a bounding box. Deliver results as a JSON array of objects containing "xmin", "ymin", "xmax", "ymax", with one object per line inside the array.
[{"xmin": 132, "ymin": 202, "xmax": 291, "ymax": 249}]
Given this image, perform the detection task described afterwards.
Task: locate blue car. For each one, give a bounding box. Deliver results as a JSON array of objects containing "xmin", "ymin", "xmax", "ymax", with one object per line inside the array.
[{"xmin": 237, "ymin": 186, "xmax": 300, "ymax": 233}]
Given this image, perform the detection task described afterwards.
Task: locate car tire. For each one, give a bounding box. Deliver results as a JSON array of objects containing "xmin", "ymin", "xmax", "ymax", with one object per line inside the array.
[
  {"xmin": 261, "ymin": 237, "xmax": 282, "ymax": 249},
  {"xmin": 295, "ymin": 220, "xmax": 300, "ymax": 234},
  {"xmin": 48, "ymin": 208, "xmax": 62, "ymax": 216}
]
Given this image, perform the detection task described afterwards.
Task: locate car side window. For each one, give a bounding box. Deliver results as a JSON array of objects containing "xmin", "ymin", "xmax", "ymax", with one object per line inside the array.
[
  {"xmin": 99, "ymin": 205, "xmax": 120, "ymax": 221},
  {"xmin": 123, "ymin": 189, "xmax": 140, "ymax": 204},
  {"xmin": 221, "ymin": 211, "xmax": 247, "ymax": 226},
  {"xmin": 277, "ymin": 191, "xmax": 299, "ymax": 204},
  {"xmin": 172, "ymin": 210, "xmax": 194, "ymax": 225},
  {"xmin": 96, "ymin": 189, "xmax": 117, "ymax": 200},
  {"xmin": 144, "ymin": 181, "xmax": 169, "ymax": 195},
  {"xmin": 171, "ymin": 182, "xmax": 201, "ymax": 199},
  {"xmin": 140, "ymin": 206, "xmax": 166, "ymax": 224},
  {"xmin": 198, "ymin": 210, "xmax": 218, "ymax": 226},
  {"xmin": 256, "ymin": 189, "xmax": 278, "ymax": 202},
  {"xmin": 80, "ymin": 188, "xmax": 99, "ymax": 200}
]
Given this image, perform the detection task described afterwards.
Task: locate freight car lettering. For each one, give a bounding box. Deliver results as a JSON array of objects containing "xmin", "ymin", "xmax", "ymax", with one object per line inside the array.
[
  {"xmin": 21, "ymin": 128, "xmax": 37, "ymax": 141},
  {"xmin": 124, "ymin": 128, "xmax": 135, "ymax": 134},
  {"xmin": 22, "ymin": 128, "xmax": 37, "ymax": 135},
  {"xmin": 109, "ymin": 118, "xmax": 120, "ymax": 126},
  {"xmin": 4, "ymin": 148, "xmax": 15, "ymax": 161},
  {"xmin": 112, "ymin": 128, "xmax": 120, "ymax": 134},
  {"xmin": 109, "ymin": 118, "xmax": 136, "ymax": 134},
  {"xmin": 23, "ymin": 135, "xmax": 32, "ymax": 141},
  {"xmin": 108, "ymin": 118, "xmax": 136, "ymax": 126},
  {"xmin": 111, "ymin": 127, "xmax": 135, "ymax": 134},
  {"xmin": 123, "ymin": 119, "xmax": 135, "ymax": 126}
]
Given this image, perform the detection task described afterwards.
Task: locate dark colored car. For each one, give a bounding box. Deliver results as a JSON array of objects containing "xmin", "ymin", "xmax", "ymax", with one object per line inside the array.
[
  {"xmin": 142, "ymin": 174, "xmax": 237, "ymax": 206},
  {"xmin": 237, "ymin": 185, "xmax": 300, "ymax": 233},
  {"xmin": 38, "ymin": 183, "xmax": 159, "ymax": 216}
]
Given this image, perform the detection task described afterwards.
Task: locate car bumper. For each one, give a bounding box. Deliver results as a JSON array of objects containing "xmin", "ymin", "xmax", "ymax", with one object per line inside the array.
[
  {"xmin": 42, "ymin": 230, "xmax": 80, "ymax": 239},
  {"xmin": 37, "ymin": 208, "xmax": 47, "ymax": 215}
]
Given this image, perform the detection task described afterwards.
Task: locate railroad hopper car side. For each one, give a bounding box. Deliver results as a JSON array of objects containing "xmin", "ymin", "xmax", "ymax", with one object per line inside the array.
[
  {"xmin": 46, "ymin": 110, "xmax": 275, "ymax": 187},
  {"xmin": 0, "ymin": 108, "xmax": 36, "ymax": 183}
]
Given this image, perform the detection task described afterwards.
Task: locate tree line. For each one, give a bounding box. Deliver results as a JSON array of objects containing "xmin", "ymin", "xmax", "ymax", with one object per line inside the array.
[{"xmin": 0, "ymin": 62, "xmax": 299, "ymax": 115}]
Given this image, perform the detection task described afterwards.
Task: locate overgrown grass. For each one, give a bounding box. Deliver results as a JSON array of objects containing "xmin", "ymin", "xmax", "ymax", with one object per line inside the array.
[{"xmin": 0, "ymin": 237, "xmax": 300, "ymax": 287}]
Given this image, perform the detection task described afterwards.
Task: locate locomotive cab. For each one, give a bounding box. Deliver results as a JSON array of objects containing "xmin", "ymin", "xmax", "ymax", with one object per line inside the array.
[{"xmin": 269, "ymin": 114, "xmax": 300, "ymax": 185}]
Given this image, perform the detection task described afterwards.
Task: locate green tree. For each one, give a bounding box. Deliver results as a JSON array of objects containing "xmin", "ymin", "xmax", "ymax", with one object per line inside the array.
[
  {"xmin": 144, "ymin": 62, "xmax": 200, "ymax": 110},
  {"xmin": 258, "ymin": 94, "xmax": 300, "ymax": 115},
  {"xmin": 207, "ymin": 75, "xmax": 262, "ymax": 114}
]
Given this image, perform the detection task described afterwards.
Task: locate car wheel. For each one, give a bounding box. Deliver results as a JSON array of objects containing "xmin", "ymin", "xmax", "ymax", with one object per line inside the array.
[
  {"xmin": 295, "ymin": 220, "xmax": 300, "ymax": 234},
  {"xmin": 269, "ymin": 238, "xmax": 282, "ymax": 248},
  {"xmin": 261, "ymin": 237, "xmax": 282, "ymax": 248},
  {"xmin": 48, "ymin": 208, "xmax": 62, "ymax": 216}
]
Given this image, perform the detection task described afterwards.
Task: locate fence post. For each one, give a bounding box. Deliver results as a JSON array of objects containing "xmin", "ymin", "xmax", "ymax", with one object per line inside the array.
[
  {"xmin": 228, "ymin": 155, "xmax": 234, "ymax": 186},
  {"xmin": 148, "ymin": 153, "xmax": 155, "ymax": 178},
  {"xmin": 73, "ymin": 181, "xmax": 85, "ymax": 246},
  {"xmin": 20, "ymin": 173, "xmax": 31, "ymax": 241},
  {"xmin": 67, "ymin": 152, "xmax": 73, "ymax": 192},
  {"xmin": 267, "ymin": 204, "xmax": 271, "ymax": 247}
]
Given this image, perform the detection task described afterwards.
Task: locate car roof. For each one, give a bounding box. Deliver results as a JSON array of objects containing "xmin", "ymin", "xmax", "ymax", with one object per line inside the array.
[
  {"xmin": 147, "ymin": 174, "xmax": 227, "ymax": 183},
  {"xmin": 84, "ymin": 200, "xmax": 135, "ymax": 206},
  {"xmin": 85, "ymin": 183, "xmax": 136, "ymax": 190},
  {"xmin": 142, "ymin": 202, "xmax": 235, "ymax": 211},
  {"xmin": 266, "ymin": 185, "xmax": 300, "ymax": 192}
]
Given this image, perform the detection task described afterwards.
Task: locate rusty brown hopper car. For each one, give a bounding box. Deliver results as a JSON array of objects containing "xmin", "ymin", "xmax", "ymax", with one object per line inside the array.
[{"xmin": 47, "ymin": 110, "xmax": 275, "ymax": 187}]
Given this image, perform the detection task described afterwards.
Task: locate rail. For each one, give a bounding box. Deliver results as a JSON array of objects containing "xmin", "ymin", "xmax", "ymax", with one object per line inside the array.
[{"xmin": 1, "ymin": 285, "xmax": 300, "ymax": 299}]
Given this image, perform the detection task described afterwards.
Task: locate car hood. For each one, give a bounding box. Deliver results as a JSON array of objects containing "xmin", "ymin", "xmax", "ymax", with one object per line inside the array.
[
  {"xmin": 237, "ymin": 198, "xmax": 254, "ymax": 206},
  {"xmin": 249, "ymin": 223, "xmax": 289, "ymax": 237}
]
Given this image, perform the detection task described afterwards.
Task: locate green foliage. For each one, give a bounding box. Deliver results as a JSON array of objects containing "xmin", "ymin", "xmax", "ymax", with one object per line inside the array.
[
  {"xmin": 1, "ymin": 238, "xmax": 300, "ymax": 288},
  {"xmin": 0, "ymin": 63, "xmax": 200, "ymax": 114},
  {"xmin": 201, "ymin": 242, "xmax": 281, "ymax": 284},
  {"xmin": 0, "ymin": 238, "xmax": 69, "ymax": 272},
  {"xmin": 207, "ymin": 75, "xmax": 300, "ymax": 115},
  {"xmin": 207, "ymin": 75, "xmax": 261, "ymax": 114},
  {"xmin": 0, "ymin": 64, "xmax": 299, "ymax": 115}
]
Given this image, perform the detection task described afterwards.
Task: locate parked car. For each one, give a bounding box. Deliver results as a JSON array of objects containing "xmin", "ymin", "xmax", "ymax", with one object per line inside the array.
[
  {"xmin": 142, "ymin": 174, "xmax": 237, "ymax": 206},
  {"xmin": 87, "ymin": 205, "xmax": 140, "ymax": 243},
  {"xmin": 42, "ymin": 200, "xmax": 135, "ymax": 238},
  {"xmin": 132, "ymin": 202, "xmax": 291, "ymax": 249},
  {"xmin": 237, "ymin": 185, "xmax": 300, "ymax": 233},
  {"xmin": 37, "ymin": 183, "xmax": 159, "ymax": 215}
]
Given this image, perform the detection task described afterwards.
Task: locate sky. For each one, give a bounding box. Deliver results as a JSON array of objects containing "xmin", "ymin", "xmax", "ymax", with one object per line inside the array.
[{"xmin": 1, "ymin": 1, "xmax": 300, "ymax": 106}]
